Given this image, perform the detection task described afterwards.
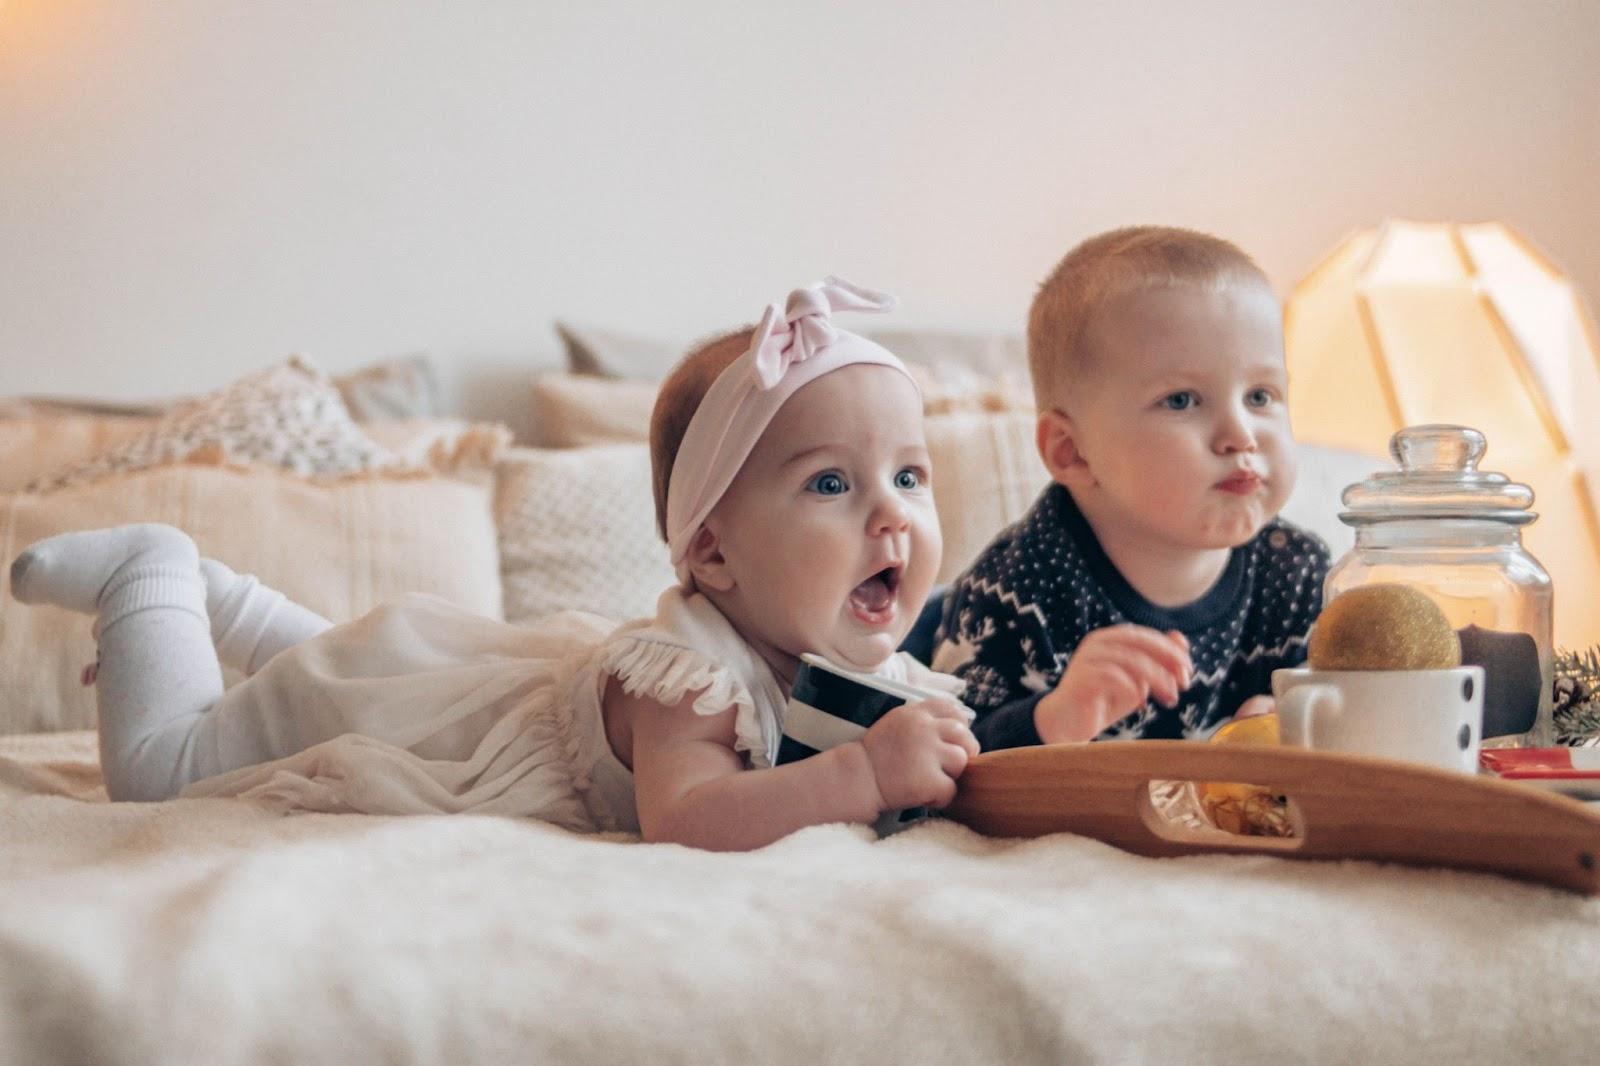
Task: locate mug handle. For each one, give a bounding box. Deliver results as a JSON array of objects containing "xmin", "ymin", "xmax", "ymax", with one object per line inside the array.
[{"xmin": 1278, "ymin": 683, "xmax": 1341, "ymax": 749}]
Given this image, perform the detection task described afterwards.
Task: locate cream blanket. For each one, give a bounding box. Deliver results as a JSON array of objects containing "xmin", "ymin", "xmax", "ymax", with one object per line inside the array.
[{"xmin": 3, "ymin": 731, "xmax": 1598, "ymax": 1066}]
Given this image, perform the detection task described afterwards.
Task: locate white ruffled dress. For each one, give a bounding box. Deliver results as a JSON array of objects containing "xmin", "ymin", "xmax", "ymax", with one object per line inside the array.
[{"xmin": 182, "ymin": 587, "xmax": 957, "ymax": 833}]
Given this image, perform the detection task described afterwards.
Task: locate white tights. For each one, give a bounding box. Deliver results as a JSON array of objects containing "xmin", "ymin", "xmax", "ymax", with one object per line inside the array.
[{"xmin": 10, "ymin": 524, "xmax": 332, "ymax": 801}]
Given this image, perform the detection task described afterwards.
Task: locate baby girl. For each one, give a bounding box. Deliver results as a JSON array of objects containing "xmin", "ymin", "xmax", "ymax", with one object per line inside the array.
[{"xmin": 10, "ymin": 279, "xmax": 978, "ymax": 851}]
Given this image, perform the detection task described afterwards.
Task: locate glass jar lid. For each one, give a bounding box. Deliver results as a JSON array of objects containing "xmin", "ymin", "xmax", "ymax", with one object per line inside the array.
[{"xmin": 1339, "ymin": 424, "xmax": 1536, "ymax": 527}]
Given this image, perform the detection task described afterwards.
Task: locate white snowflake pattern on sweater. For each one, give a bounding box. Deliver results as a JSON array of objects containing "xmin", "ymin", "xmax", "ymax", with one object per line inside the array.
[{"xmin": 933, "ymin": 484, "xmax": 1329, "ymax": 749}]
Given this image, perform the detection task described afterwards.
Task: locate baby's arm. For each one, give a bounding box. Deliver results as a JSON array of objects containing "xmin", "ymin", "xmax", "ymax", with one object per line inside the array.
[{"xmin": 616, "ymin": 680, "xmax": 976, "ymax": 852}]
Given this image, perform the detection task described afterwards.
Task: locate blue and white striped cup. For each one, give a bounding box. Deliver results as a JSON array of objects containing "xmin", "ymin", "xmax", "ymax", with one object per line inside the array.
[{"xmin": 780, "ymin": 653, "xmax": 968, "ymax": 835}]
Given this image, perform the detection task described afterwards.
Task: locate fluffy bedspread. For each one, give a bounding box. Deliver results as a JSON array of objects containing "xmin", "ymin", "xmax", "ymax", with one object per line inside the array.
[{"xmin": 3, "ymin": 731, "xmax": 1599, "ymax": 1066}]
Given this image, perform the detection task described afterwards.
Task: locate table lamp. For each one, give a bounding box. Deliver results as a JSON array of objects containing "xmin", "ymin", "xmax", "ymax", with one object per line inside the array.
[{"xmin": 1284, "ymin": 219, "xmax": 1600, "ymax": 649}]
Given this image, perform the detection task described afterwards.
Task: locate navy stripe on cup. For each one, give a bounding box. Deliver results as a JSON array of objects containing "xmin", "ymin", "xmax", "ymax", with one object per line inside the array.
[{"xmin": 788, "ymin": 663, "xmax": 906, "ymax": 730}]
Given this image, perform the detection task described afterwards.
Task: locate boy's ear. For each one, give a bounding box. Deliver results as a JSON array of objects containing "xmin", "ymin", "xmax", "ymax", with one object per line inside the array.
[
  {"xmin": 686, "ymin": 524, "xmax": 736, "ymax": 593},
  {"xmin": 1036, "ymin": 409, "xmax": 1094, "ymax": 490}
]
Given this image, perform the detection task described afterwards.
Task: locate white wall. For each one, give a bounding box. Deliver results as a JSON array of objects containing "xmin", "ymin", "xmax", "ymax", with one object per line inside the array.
[{"xmin": 3, "ymin": 0, "xmax": 1597, "ymax": 439}]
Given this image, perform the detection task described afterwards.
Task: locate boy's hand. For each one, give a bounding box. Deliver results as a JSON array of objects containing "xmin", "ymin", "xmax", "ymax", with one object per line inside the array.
[
  {"xmin": 1035, "ymin": 625, "xmax": 1192, "ymax": 743},
  {"xmin": 858, "ymin": 699, "xmax": 980, "ymax": 811}
]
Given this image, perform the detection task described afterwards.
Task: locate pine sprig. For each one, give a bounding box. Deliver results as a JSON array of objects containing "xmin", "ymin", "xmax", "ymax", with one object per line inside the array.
[{"xmin": 1553, "ymin": 645, "xmax": 1600, "ymax": 746}]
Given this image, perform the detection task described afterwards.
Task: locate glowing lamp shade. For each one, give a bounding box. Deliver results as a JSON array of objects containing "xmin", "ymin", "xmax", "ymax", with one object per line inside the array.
[{"xmin": 1284, "ymin": 220, "xmax": 1600, "ymax": 649}]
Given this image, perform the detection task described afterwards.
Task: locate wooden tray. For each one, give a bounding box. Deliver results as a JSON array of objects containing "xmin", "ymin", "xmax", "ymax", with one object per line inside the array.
[{"xmin": 943, "ymin": 741, "xmax": 1600, "ymax": 895}]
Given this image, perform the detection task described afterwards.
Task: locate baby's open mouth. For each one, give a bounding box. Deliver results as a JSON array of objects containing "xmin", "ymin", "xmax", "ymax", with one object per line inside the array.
[{"xmin": 848, "ymin": 565, "xmax": 902, "ymax": 623}]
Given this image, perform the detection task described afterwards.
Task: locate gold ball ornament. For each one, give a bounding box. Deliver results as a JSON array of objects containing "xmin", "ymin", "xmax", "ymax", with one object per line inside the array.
[
  {"xmin": 1197, "ymin": 712, "xmax": 1293, "ymax": 838},
  {"xmin": 1308, "ymin": 583, "xmax": 1461, "ymax": 671}
]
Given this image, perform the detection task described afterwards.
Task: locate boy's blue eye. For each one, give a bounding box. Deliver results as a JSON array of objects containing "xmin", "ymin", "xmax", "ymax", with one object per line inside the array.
[
  {"xmin": 1246, "ymin": 387, "xmax": 1274, "ymax": 408},
  {"xmin": 807, "ymin": 472, "xmax": 848, "ymax": 496},
  {"xmin": 894, "ymin": 468, "xmax": 921, "ymax": 490},
  {"xmin": 1162, "ymin": 391, "xmax": 1197, "ymax": 411}
]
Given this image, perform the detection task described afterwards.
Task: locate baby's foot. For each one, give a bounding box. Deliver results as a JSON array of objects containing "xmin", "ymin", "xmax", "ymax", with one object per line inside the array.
[{"xmin": 9, "ymin": 523, "xmax": 199, "ymax": 614}]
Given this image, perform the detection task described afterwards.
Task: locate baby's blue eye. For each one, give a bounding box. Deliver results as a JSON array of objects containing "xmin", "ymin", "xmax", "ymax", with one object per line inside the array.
[
  {"xmin": 807, "ymin": 471, "xmax": 848, "ymax": 496},
  {"xmin": 895, "ymin": 468, "xmax": 921, "ymax": 491},
  {"xmin": 1246, "ymin": 387, "xmax": 1273, "ymax": 408},
  {"xmin": 1162, "ymin": 391, "xmax": 1198, "ymax": 411}
]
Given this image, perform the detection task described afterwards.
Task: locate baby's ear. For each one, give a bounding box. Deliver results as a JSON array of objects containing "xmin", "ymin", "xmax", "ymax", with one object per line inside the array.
[
  {"xmin": 1036, "ymin": 409, "xmax": 1092, "ymax": 488},
  {"xmin": 685, "ymin": 525, "xmax": 736, "ymax": 593}
]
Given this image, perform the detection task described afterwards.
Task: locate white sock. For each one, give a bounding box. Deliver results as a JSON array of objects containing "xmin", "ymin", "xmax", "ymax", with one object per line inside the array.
[
  {"xmin": 200, "ymin": 558, "xmax": 333, "ymax": 675},
  {"xmin": 9, "ymin": 523, "xmax": 222, "ymax": 802},
  {"xmin": 11, "ymin": 523, "xmax": 206, "ymax": 621}
]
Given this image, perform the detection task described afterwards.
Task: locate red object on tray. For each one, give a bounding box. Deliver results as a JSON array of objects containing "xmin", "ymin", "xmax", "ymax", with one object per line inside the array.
[{"xmin": 1481, "ymin": 747, "xmax": 1600, "ymax": 779}]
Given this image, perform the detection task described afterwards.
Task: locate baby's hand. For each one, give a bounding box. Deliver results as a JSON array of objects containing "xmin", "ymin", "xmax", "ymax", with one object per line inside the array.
[
  {"xmin": 858, "ymin": 699, "xmax": 979, "ymax": 812},
  {"xmin": 1035, "ymin": 625, "xmax": 1192, "ymax": 743}
]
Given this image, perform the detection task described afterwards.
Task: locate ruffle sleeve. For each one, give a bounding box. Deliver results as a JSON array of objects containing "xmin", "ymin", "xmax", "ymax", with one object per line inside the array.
[{"xmin": 593, "ymin": 635, "xmax": 775, "ymax": 768}]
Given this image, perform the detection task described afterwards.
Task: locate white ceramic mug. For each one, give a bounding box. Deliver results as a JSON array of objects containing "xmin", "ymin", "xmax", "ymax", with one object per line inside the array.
[{"xmin": 1270, "ymin": 666, "xmax": 1485, "ymax": 773}]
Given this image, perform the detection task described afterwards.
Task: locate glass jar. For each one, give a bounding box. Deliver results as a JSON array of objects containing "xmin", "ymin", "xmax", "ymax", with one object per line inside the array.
[{"xmin": 1327, "ymin": 424, "xmax": 1553, "ymax": 748}]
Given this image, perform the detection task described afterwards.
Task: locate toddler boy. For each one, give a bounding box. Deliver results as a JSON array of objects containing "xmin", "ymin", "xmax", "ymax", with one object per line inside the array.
[{"xmin": 932, "ymin": 226, "xmax": 1329, "ymax": 747}]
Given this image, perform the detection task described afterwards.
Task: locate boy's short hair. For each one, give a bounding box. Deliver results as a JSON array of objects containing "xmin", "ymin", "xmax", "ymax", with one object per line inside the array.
[
  {"xmin": 649, "ymin": 326, "xmax": 754, "ymax": 541},
  {"xmin": 1027, "ymin": 225, "xmax": 1271, "ymax": 409}
]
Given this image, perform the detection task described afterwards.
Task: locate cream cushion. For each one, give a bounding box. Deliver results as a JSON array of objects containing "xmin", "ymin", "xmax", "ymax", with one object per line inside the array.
[
  {"xmin": 0, "ymin": 465, "xmax": 502, "ymax": 734},
  {"xmin": 530, "ymin": 374, "xmax": 660, "ymax": 449},
  {"xmin": 925, "ymin": 411, "xmax": 1047, "ymax": 582},
  {"xmin": 496, "ymin": 444, "xmax": 674, "ymax": 625}
]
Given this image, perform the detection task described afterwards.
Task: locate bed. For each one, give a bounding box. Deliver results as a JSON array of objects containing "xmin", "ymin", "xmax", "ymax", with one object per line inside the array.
[{"xmin": 3, "ymin": 357, "xmax": 1596, "ymax": 1064}]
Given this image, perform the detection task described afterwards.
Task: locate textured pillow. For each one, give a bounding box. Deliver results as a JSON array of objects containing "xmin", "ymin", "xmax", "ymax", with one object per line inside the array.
[
  {"xmin": 925, "ymin": 411, "xmax": 1049, "ymax": 583},
  {"xmin": 0, "ymin": 413, "xmax": 153, "ymax": 492},
  {"xmin": 0, "ymin": 464, "xmax": 502, "ymax": 735},
  {"xmin": 24, "ymin": 357, "xmax": 405, "ymax": 494},
  {"xmin": 495, "ymin": 445, "xmax": 675, "ymax": 625},
  {"xmin": 903, "ymin": 362, "xmax": 1033, "ymax": 416}
]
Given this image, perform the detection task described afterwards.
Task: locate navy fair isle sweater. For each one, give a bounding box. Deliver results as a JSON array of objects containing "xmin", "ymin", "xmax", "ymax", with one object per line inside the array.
[{"xmin": 932, "ymin": 483, "xmax": 1330, "ymax": 750}]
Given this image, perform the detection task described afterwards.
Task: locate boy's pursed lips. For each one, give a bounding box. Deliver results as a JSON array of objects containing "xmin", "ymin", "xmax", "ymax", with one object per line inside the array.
[{"xmin": 1214, "ymin": 468, "xmax": 1264, "ymax": 494}]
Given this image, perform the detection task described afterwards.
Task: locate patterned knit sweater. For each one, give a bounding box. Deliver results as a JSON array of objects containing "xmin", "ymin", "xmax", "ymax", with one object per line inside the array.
[{"xmin": 932, "ymin": 483, "xmax": 1329, "ymax": 750}]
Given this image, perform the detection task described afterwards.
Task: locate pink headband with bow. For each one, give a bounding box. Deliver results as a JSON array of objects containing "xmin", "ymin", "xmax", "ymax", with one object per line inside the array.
[{"xmin": 666, "ymin": 277, "xmax": 914, "ymax": 585}]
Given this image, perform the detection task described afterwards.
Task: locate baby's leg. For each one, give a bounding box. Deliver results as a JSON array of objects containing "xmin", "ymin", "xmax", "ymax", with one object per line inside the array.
[
  {"xmin": 11, "ymin": 524, "xmax": 224, "ymax": 801},
  {"xmin": 200, "ymin": 558, "xmax": 332, "ymax": 675}
]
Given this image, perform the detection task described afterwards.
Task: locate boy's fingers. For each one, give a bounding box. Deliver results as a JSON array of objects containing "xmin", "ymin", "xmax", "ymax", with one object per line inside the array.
[
  {"xmin": 1101, "ymin": 649, "xmax": 1177, "ymax": 706},
  {"xmin": 1099, "ymin": 662, "xmax": 1149, "ymax": 711},
  {"xmin": 1099, "ymin": 624, "xmax": 1189, "ymax": 666},
  {"xmin": 1093, "ymin": 633, "xmax": 1190, "ymax": 696},
  {"xmin": 1166, "ymin": 631, "xmax": 1194, "ymax": 686}
]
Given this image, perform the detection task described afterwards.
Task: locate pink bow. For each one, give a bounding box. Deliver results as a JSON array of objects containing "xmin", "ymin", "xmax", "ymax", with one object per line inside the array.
[{"xmin": 747, "ymin": 277, "xmax": 897, "ymax": 389}]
